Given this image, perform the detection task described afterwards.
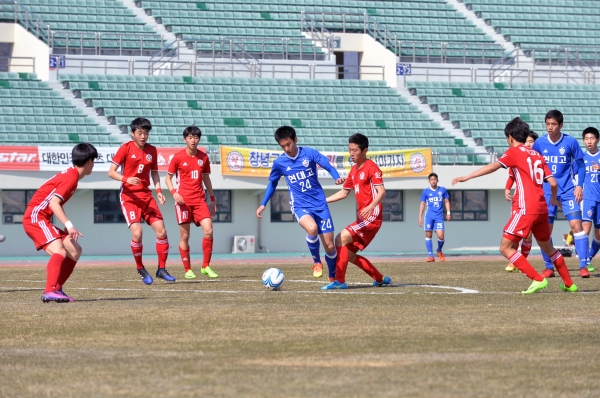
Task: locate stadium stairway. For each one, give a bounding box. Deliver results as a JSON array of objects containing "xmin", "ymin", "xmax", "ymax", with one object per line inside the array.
[{"xmin": 407, "ymin": 80, "xmax": 599, "ymax": 154}]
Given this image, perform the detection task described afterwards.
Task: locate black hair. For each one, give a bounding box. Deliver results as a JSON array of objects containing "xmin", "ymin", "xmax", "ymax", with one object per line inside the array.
[
  {"xmin": 72, "ymin": 143, "xmax": 99, "ymax": 167},
  {"xmin": 504, "ymin": 117, "xmax": 530, "ymax": 144},
  {"xmin": 528, "ymin": 131, "xmax": 539, "ymax": 141},
  {"xmin": 428, "ymin": 173, "xmax": 438, "ymax": 179},
  {"xmin": 349, "ymin": 133, "xmax": 368, "ymax": 150},
  {"xmin": 274, "ymin": 126, "xmax": 296, "ymax": 143},
  {"xmin": 583, "ymin": 127, "xmax": 600, "ymax": 139},
  {"xmin": 545, "ymin": 110, "xmax": 563, "ymax": 125},
  {"xmin": 183, "ymin": 125, "xmax": 202, "ymax": 138},
  {"xmin": 130, "ymin": 117, "xmax": 152, "ymax": 132}
]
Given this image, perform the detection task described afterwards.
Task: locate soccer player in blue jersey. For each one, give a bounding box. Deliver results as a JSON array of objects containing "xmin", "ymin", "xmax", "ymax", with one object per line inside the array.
[
  {"xmin": 581, "ymin": 127, "xmax": 600, "ymax": 272},
  {"xmin": 418, "ymin": 173, "xmax": 450, "ymax": 262},
  {"xmin": 532, "ymin": 110, "xmax": 590, "ymax": 278},
  {"xmin": 256, "ymin": 126, "xmax": 345, "ymax": 280}
]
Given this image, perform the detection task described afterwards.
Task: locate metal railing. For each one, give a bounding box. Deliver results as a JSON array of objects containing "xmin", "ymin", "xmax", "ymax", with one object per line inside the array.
[
  {"xmin": 402, "ymin": 64, "xmax": 598, "ymax": 86},
  {"xmin": 0, "ymin": 56, "xmax": 36, "ymax": 73},
  {"xmin": 301, "ymin": 11, "xmax": 506, "ymax": 64},
  {"xmin": 1, "ymin": 0, "xmax": 50, "ymax": 43},
  {"xmin": 49, "ymin": 31, "xmax": 167, "ymax": 56},
  {"xmin": 433, "ymin": 152, "xmax": 496, "ymax": 166}
]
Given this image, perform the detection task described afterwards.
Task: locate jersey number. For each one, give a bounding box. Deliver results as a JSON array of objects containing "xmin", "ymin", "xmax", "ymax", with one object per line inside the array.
[
  {"xmin": 354, "ymin": 185, "xmax": 359, "ymax": 194},
  {"xmin": 137, "ymin": 164, "xmax": 144, "ymax": 174},
  {"xmin": 182, "ymin": 211, "xmax": 188, "ymax": 219},
  {"xmin": 191, "ymin": 170, "xmax": 198, "ymax": 179},
  {"xmin": 526, "ymin": 157, "xmax": 544, "ymax": 184},
  {"xmin": 129, "ymin": 211, "xmax": 136, "ymax": 220},
  {"xmin": 320, "ymin": 218, "xmax": 332, "ymax": 231},
  {"xmin": 592, "ymin": 174, "xmax": 598, "ymax": 183},
  {"xmin": 300, "ymin": 180, "xmax": 312, "ymax": 192}
]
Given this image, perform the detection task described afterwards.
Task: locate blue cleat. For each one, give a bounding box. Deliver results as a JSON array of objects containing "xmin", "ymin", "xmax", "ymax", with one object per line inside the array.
[
  {"xmin": 373, "ymin": 276, "xmax": 392, "ymax": 287},
  {"xmin": 137, "ymin": 267, "xmax": 153, "ymax": 285},
  {"xmin": 156, "ymin": 268, "xmax": 176, "ymax": 282},
  {"xmin": 321, "ymin": 280, "xmax": 348, "ymax": 290}
]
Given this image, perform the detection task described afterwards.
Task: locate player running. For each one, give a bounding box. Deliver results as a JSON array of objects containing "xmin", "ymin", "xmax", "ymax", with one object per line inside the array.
[
  {"xmin": 532, "ymin": 110, "xmax": 590, "ymax": 278},
  {"xmin": 452, "ymin": 117, "xmax": 577, "ymax": 294},
  {"xmin": 108, "ymin": 117, "xmax": 175, "ymax": 284},
  {"xmin": 23, "ymin": 143, "xmax": 98, "ymax": 302},
  {"xmin": 165, "ymin": 126, "xmax": 218, "ymax": 279},
  {"xmin": 581, "ymin": 127, "xmax": 600, "ymax": 272},
  {"xmin": 322, "ymin": 133, "xmax": 391, "ymax": 290},
  {"xmin": 418, "ymin": 173, "xmax": 450, "ymax": 262},
  {"xmin": 256, "ymin": 126, "xmax": 345, "ymax": 280},
  {"xmin": 504, "ymin": 130, "xmax": 538, "ymax": 272}
]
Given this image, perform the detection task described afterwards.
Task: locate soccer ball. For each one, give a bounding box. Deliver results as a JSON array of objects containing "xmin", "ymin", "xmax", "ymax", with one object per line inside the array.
[{"xmin": 262, "ymin": 268, "xmax": 285, "ymax": 291}]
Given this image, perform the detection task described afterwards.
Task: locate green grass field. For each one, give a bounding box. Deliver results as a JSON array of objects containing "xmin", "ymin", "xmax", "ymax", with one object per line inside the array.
[{"xmin": 1, "ymin": 257, "xmax": 600, "ymax": 397}]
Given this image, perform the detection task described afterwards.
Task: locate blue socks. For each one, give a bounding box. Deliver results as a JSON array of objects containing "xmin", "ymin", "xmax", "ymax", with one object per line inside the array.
[
  {"xmin": 437, "ymin": 239, "xmax": 445, "ymax": 253},
  {"xmin": 325, "ymin": 250, "xmax": 337, "ymax": 280},
  {"xmin": 573, "ymin": 231, "xmax": 589, "ymax": 268},
  {"xmin": 542, "ymin": 237, "xmax": 554, "ymax": 269},
  {"xmin": 306, "ymin": 235, "xmax": 321, "ymax": 264},
  {"xmin": 425, "ymin": 238, "xmax": 433, "ymax": 257},
  {"xmin": 590, "ymin": 238, "xmax": 600, "ymax": 262}
]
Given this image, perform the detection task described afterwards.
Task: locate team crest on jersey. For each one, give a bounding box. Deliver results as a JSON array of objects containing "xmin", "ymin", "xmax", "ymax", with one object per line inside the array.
[
  {"xmin": 146, "ymin": 154, "xmax": 152, "ymax": 162},
  {"xmin": 198, "ymin": 159, "xmax": 204, "ymax": 166},
  {"xmin": 359, "ymin": 172, "xmax": 365, "ymax": 180},
  {"xmin": 588, "ymin": 209, "xmax": 593, "ymax": 217},
  {"xmin": 559, "ymin": 147, "xmax": 565, "ymax": 155},
  {"xmin": 302, "ymin": 158, "xmax": 309, "ymax": 167},
  {"xmin": 375, "ymin": 172, "xmax": 382, "ymax": 179}
]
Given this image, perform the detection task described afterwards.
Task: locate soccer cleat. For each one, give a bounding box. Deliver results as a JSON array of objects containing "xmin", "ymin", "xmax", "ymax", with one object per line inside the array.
[
  {"xmin": 560, "ymin": 283, "xmax": 579, "ymax": 292},
  {"xmin": 41, "ymin": 291, "xmax": 70, "ymax": 303},
  {"xmin": 373, "ymin": 276, "xmax": 392, "ymax": 287},
  {"xmin": 541, "ymin": 268, "xmax": 555, "ymax": 278},
  {"xmin": 437, "ymin": 251, "xmax": 445, "ymax": 262},
  {"xmin": 521, "ymin": 278, "xmax": 548, "ymax": 294},
  {"xmin": 184, "ymin": 269, "xmax": 196, "ymax": 279},
  {"xmin": 321, "ymin": 280, "xmax": 348, "ymax": 290},
  {"xmin": 201, "ymin": 266, "xmax": 218, "ymax": 278},
  {"xmin": 579, "ymin": 267, "xmax": 591, "ymax": 278},
  {"xmin": 156, "ymin": 268, "xmax": 176, "ymax": 282},
  {"xmin": 56, "ymin": 288, "xmax": 74, "ymax": 302},
  {"xmin": 426, "ymin": 257, "xmax": 435, "ymax": 263},
  {"xmin": 137, "ymin": 267, "xmax": 153, "ymax": 285},
  {"xmin": 505, "ymin": 263, "xmax": 516, "ymax": 272},
  {"xmin": 587, "ymin": 263, "xmax": 595, "ymax": 272},
  {"xmin": 312, "ymin": 262, "xmax": 323, "ymax": 278}
]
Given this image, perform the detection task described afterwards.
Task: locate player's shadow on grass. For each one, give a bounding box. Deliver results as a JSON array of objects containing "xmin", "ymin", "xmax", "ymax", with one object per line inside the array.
[
  {"xmin": 0, "ymin": 289, "xmax": 40, "ymax": 293},
  {"xmin": 345, "ymin": 283, "xmax": 434, "ymax": 290},
  {"xmin": 76, "ymin": 297, "xmax": 148, "ymax": 302}
]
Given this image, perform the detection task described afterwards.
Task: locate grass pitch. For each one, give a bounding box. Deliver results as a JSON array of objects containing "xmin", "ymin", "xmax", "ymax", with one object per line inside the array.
[{"xmin": 1, "ymin": 257, "xmax": 600, "ymax": 397}]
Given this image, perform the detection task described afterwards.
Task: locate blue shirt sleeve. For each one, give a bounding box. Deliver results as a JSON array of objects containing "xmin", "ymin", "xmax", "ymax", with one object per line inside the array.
[
  {"xmin": 420, "ymin": 189, "xmax": 427, "ymax": 202},
  {"xmin": 442, "ymin": 187, "xmax": 449, "ymax": 200},
  {"xmin": 261, "ymin": 162, "xmax": 282, "ymax": 206},
  {"xmin": 312, "ymin": 148, "xmax": 340, "ymax": 180},
  {"xmin": 575, "ymin": 157, "xmax": 585, "ymax": 188}
]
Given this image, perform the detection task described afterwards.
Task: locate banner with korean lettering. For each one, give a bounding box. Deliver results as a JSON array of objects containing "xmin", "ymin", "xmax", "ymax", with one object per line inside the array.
[{"xmin": 220, "ymin": 146, "xmax": 432, "ymax": 178}]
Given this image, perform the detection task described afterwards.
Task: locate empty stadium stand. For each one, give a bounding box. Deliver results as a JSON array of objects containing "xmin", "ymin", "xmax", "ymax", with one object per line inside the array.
[
  {"xmin": 0, "ymin": 71, "xmax": 120, "ymax": 145},
  {"xmin": 408, "ymin": 81, "xmax": 598, "ymax": 153}
]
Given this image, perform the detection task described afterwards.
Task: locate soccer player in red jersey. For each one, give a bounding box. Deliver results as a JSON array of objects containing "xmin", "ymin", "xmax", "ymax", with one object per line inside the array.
[
  {"xmin": 453, "ymin": 118, "xmax": 577, "ymax": 294},
  {"xmin": 504, "ymin": 131, "xmax": 538, "ymax": 272},
  {"xmin": 108, "ymin": 117, "xmax": 175, "ymax": 284},
  {"xmin": 165, "ymin": 126, "xmax": 218, "ymax": 279},
  {"xmin": 23, "ymin": 143, "xmax": 98, "ymax": 302},
  {"xmin": 322, "ymin": 133, "xmax": 391, "ymax": 290}
]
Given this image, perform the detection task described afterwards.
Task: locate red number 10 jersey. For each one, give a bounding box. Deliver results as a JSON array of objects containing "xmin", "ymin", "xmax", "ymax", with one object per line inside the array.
[{"xmin": 167, "ymin": 148, "xmax": 211, "ymax": 205}]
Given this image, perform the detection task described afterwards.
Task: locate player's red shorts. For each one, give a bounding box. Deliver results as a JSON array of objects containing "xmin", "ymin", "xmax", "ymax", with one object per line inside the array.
[
  {"xmin": 345, "ymin": 217, "xmax": 382, "ymax": 252},
  {"xmin": 503, "ymin": 211, "xmax": 550, "ymax": 243},
  {"xmin": 175, "ymin": 202, "xmax": 211, "ymax": 226},
  {"xmin": 23, "ymin": 217, "xmax": 69, "ymax": 251},
  {"xmin": 120, "ymin": 193, "xmax": 163, "ymax": 227}
]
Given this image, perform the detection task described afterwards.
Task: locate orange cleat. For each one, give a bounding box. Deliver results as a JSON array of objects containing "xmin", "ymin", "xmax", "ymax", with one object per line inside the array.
[
  {"xmin": 437, "ymin": 251, "xmax": 445, "ymax": 262},
  {"xmin": 312, "ymin": 262, "xmax": 323, "ymax": 278},
  {"xmin": 541, "ymin": 268, "xmax": 555, "ymax": 278},
  {"xmin": 426, "ymin": 257, "xmax": 435, "ymax": 263},
  {"xmin": 580, "ymin": 267, "xmax": 591, "ymax": 278}
]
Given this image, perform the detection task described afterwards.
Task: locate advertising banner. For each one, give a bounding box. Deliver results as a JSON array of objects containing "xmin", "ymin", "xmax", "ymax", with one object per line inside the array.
[{"xmin": 220, "ymin": 146, "xmax": 432, "ymax": 178}]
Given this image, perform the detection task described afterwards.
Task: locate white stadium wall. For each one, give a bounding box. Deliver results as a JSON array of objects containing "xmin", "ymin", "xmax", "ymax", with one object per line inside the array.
[
  {"xmin": 0, "ymin": 166, "xmax": 571, "ymax": 257},
  {"xmin": 0, "ymin": 23, "xmax": 49, "ymax": 80}
]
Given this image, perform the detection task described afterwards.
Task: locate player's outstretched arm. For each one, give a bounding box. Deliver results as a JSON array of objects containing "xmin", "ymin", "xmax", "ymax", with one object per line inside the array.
[
  {"xmin": 452, "ymin": 162, "xmax": 502, "ymax": 185},
  {"xmin": 315, "ymin": 152, "xmax": 345, "ymax": 184},
  {"xmin": 257, "ymin": 179, "xmax": 279, "ymax": 219},
  {"xmin": 202, "ymin": 174, "xmax": 217, "ymax": 213},
  {"xmin": 151, "ymin": 171, "xmax": 165, "ymax": 205},
  {"xmin": 49, "ymin": 196, "xmax": 82, "ymax": 242},
  {"xmin": 546, "ymin": 176, "xmax": 559, "ymax": 207},
  {"xmin": 574, "ymin": 157, "xmax": 585, "ymax": 203},
  {"xmin": 326, "ymin": 188, "xmax": 350, "ymax": 204}
]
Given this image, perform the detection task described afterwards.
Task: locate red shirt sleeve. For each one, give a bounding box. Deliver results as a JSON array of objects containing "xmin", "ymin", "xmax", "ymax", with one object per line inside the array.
[
  {"xmin": 53, "ymin": 170, "xmax": 78, "ymax": 201},
  {"xmin": 505, "ymin": 175, "xmax": 514, "ymax": 189},
  {"xmin": 167, "ymin": 153, "xmax": 178, "ymax": 175},
  {"xmin": 343, "ymin": 172, "xmax": 353, "ymax": 190},
  {"xmin": 497, "ymin": 147, "xmax": 517, "ymax": 169},
  {"xmin": 111, "ymin": 143, "xmax": 128, "ymax": 166},
  {"xmin": 150, "ymin": 147, "xmax": 158, "ymax": 171},
  {"xmin": 203, "ymin": 155, "xmax": 211, "ymax": 174},
  {"xmin": 370, "ymin": 163, "xmax": 384, "ymax": 185}
]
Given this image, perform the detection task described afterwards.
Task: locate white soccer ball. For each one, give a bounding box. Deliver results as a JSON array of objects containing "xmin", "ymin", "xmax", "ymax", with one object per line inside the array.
[
  {"xmin": 0, "ymin": 234, "xmax": 5, "ymax": 242},
  {"xmin": 262, "ymin": 268, "xmax": 285, "ymax": 291}
]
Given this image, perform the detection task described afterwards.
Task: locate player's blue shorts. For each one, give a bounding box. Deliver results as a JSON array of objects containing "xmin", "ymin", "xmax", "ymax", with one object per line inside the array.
[
  {"xmin": 545, "ymin": 192, "xmax": 581, "ymax": 223},
  {"xmin": 292, "ymin": 206, "xmax": 335, "ymax": 234},
  {"xmin": 424, "ymin": 216, "xmax": 445, "ymax": 231},
  {"xmin": 581, "ymin": 199, "xmax": 600, "ymax": 227}
]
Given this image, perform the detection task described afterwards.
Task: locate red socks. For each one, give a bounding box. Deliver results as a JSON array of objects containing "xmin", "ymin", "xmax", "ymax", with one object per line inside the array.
[
  {"xmin": 131, "ymin": 240, "xmax": 144, "ymax": 269},
  {"xmin": 521, "ymin": 240, "xmax": 532, "ymax": 258},
  {"xmin": 56, "ymin": 257, "xmax": 77, "ymax": 290},
  {"xmin": 550, "ymin": 250, "xmax": 574, "ymax": 287},
  {"xmin": 335, "ymin": 245, "xmax": 349, "ymax": 284},
  {"xmin": 156, "ymin": 238, "xmax": 169, "ymax": 269},
  {"xmin": 45, "ymin": 253, "xmax": 65, "ymax": 293},
  {"xmin": 509, "ymin": 252, "xmax": 544, "ymax": 281},
  {"xmin": 354, "ymin": 255, "xmax": 384, "ymax": 283},
  {"xmin": 202, "ymin": 238, "xmax": 213, "ymax": 268},
  {"xmin": 179, "ymin": 246, "xmax": 191, "ymax": 271}
]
